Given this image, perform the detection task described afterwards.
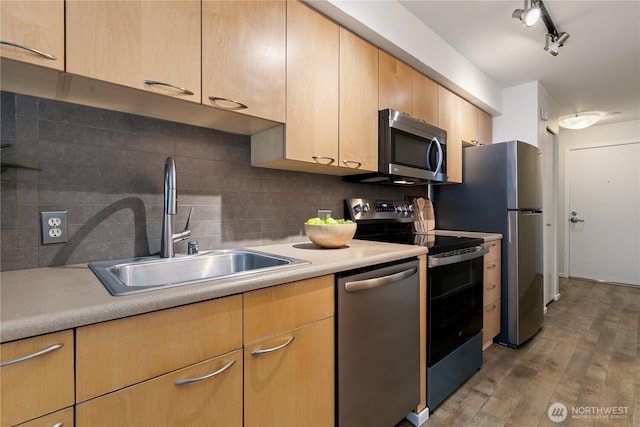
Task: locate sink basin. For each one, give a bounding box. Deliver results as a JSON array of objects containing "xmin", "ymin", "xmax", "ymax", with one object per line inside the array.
[{"xmin": 89, "ymin": 249, "xmax": 309, "ymax": 296}]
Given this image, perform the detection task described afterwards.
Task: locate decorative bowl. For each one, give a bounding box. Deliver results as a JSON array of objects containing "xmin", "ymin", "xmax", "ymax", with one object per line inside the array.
[{"xmin": 304, "ymin": 223, "xmax": 357, "ymax": 248}]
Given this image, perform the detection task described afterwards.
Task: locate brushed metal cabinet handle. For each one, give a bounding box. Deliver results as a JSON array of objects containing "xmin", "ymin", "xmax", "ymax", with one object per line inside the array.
[
  {"xmin": 207, "ymin": 96, "xmax": 248, "ymax": 110},
  {"xmin": 143, "ymin": 79, "xmax": 194, "ymax": 95},
  {"xmin": 486, "ymin": 304, "xmax": 497, "ymax": 312},
  {"xmin": 486, "ymin": 263, "xmax": 497, "ymax": 269},
  {"xmin": 251, "ymin": 336, "xmax": 295, "ymax": 356},
  {"xmin": 341, "ymin": 160, "xmax": 362, "ymax": 168},
  {"xmin": 486, "ymin": 284, "xmax": 497, "ymax": 290},
  {"xmin": 51, "ymin": 423, "xmax": 64, "ymax": 427},
  {"xmin": 311, "ymin": 155, "xmax": 335, "ymax": 165},
  {"xmin": 0, "ymin": 343, "xmax": 63, "ymax": 367},
  {"xmin": 0, "ymin": 40, "xmax": 57, "ymax": 60},
  {"xmin": 174, "ymin": 359, "xmax": 235, "ymax": 385}
]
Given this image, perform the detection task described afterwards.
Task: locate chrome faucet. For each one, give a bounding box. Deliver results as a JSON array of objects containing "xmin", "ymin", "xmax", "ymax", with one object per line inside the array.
[{"xmin": 161, "ymin": 157, "xmax": 191, "ymax": 258}]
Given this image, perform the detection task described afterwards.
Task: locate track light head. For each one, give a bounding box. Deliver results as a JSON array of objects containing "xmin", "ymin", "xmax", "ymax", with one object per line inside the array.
[
  {"xmin": 513, "ymin": 0, "xmax": 541, "ymax": 27},
  {"xmin": 544, "ymin": 32, "xmax": 570, "ymax": 56}
]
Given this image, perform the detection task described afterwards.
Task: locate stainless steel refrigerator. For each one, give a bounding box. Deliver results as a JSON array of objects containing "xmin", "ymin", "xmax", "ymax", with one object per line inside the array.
[{"xmin": 432, "ymin": 140, "xmax": 544, "ymax": 348}]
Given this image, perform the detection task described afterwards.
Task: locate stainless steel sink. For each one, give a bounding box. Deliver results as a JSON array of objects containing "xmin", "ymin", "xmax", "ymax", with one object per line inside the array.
[{"xmin": 89, "ymin": 249, "xmax": 309, "ymax": 296}]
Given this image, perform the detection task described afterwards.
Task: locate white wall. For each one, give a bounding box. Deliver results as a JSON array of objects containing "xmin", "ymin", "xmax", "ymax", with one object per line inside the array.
[{"xmin": 557, "ymin": 120, "xmax": 640, "ymax": 276}]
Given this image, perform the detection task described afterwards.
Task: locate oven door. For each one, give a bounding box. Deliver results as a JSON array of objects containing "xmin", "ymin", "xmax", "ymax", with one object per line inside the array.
[{"xmin": 427, "ymin": 255, "xmax": 484, "ymax": 366}]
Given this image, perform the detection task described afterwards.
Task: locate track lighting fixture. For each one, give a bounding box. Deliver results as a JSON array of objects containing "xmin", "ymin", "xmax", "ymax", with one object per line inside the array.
[
  {"xmin": 544, "ymin": 32, "xmax": 570, "ymax": 56},
  {"xmin": 513, "ymin": 0, "xmax": 570, "ymax": 57},
  {"xmin": 512, "ymin": 0, "xmax": 541, "ymax": 27}
]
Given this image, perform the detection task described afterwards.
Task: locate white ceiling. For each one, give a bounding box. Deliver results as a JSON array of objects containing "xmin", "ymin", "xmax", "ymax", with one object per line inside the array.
[{"xmin": 397, "ymin": 0, "xmax": 640, "ymax": 127}]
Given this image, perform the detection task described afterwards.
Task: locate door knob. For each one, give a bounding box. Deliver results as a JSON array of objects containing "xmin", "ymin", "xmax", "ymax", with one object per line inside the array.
[{"xmin": 570, "ymin": 217, "xmax": 585, "ymax": 223}]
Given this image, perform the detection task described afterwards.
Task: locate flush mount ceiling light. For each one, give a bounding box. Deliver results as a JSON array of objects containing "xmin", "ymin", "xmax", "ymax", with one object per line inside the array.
[
  {"xmin": 513, "ymin": 0, "xmax": 541, "ymax": 27},
  {"xmin": 559, "ymin": 112, "xmax": 606, "ymax": 130}
]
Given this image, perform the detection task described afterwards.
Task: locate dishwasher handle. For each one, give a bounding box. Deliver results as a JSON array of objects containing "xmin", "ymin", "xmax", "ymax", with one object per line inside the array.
[{"xmin": 344, "ymin": 266, "xmax": 418, "ymax": 293}]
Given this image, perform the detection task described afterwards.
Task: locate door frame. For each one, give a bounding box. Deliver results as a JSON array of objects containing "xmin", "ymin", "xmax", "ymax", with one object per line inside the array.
[
  {"xmin": 563, "ymin": 138, "xmax": 640, "ymax": 282},
  {"xmin": 543, "ymin": 127, "xmax": 559, "ymax": 304}
]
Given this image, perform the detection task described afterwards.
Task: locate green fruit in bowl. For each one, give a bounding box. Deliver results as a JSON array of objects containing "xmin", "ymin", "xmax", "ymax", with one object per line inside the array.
[{"xmin": 305, "ymin": 216, "xmax": 353, "ymax": 225}]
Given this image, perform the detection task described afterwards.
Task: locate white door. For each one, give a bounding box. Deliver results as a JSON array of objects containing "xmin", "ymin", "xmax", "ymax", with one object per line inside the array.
[
  {"xmin": 567, "ymin": 142, "xmax": 640, "ymax": 285},
  {"xmin": 542, "ymin": 129, "xmax": 559, "ymax": 304}
]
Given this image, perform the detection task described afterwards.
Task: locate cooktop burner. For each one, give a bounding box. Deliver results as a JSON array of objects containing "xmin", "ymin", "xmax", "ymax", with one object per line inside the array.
[{"xmin": 345, "ymin": 198, "xmax": 484, "ymax": 253}]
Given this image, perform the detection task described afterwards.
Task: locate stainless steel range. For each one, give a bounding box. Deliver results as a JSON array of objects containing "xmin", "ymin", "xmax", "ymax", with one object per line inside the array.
[{"xmin": 345, "ymin": 198, "xmax": 488, "ymax": 413}]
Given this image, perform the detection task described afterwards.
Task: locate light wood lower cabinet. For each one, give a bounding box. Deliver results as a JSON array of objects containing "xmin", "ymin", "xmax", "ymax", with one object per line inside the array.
[
  {"xmin": 244, "ymin": 318, "xmax": 334, "ymax": 427},
  {"xmin": 243, "ymin": 275, "xmax": 335, "ymax": 427},
  {"xmin": 482, "ymin": 240, "xmax": 501, "ymax": 347},
  {"xmin": 75, "ymin": 295, "xmax": 243, "ymax": 402},
  {"xmin": 0, "ymin": 330, "xmax": 74, "ymax": 427},
  {"xmin": 76, "ymin": 351, "xmax": 243, "ymax": 427},
  {"xmin": 14, "ymin": 407, "xmax": 74, "ymax": 427}
]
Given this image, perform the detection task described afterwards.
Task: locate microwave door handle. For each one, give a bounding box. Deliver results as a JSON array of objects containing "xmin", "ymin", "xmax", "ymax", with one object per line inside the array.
[
  {"xmin": 432, "ymin": 137, "xmax": 444, "ymax": 174},
  {"xmin": 426, "ymin": 138, "xmax": 435, "ymax": 170}
]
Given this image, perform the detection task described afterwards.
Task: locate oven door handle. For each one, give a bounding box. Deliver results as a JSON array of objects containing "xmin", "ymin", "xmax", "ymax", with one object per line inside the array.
[
  {"xmin": 428, "ymin": 246, "xmax": 489, "ymax": 267},
  {"xmin": 344, "ymin": 266, "xmax": 418, "ymax": 293}
]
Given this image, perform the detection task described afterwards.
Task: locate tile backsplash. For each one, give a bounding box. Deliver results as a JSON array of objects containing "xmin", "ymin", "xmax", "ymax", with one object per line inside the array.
[{"xmin": 1, "ymin": 91, "xmax": 421, "ymax": 271}]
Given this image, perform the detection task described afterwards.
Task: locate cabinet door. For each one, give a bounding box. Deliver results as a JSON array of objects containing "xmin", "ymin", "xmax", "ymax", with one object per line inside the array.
[
  {"xmin": 202, "ymin": 1, "xmax": 285, "ymax": 122},
  {"xmin": 483, "ymin": 299, "xmax": 501, "ymax": 345},
  {"xmin": 0, "ymin": 0, "xmax": 64, "ymax": 70},
  {"xmin": 437, "ymin": 86, "xmax": 463, "ymax": 183},
  {"xmin": 244, "ymin": 318, "xmax": 334, "ymax": 427},
  {"xmin": 76, "ymin": 295, "xmax": 242, "ymax": 402},
  {"xmin": 477, "ymin": 108, "xmax": 493, "ymax": 145},
  {"xmin": 412, "ymin": 71, "xmax": 438, "ymax": 125},
  {"xmin": 339, "ymin": 28, "xmax": 378, "ymax": 173},
  {"xmin": 378, "ymin": 50, "xmax": 412, "ymax": 114},
  {"xmin": 285, "ymin": 0, "xmax": 339, "ymax": 165},
  {"xmin": 66, "ymin": 0, "xmax": 200, "ymax": 102},
  {"xmin": 76, "ymin": 351, "xmax": 242, "ymax": 427},
  {"xmin": 0, "ymin": 330, "xmax": 74, "ymax": 426}
]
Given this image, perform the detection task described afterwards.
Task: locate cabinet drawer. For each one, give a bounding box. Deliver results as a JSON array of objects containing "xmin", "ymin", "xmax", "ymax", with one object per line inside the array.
[
  {"xmin": 1, "ymin": 330, "xmax": 74, "ymax": 427},
  {"xmin": 483, "ymin": 281, "xmax": 500, "ymax": 306},
  {"xmin": 76, "ymin": 350, "xmax": 242, "ymax": 427},
  {"xmin": 13, "ymin": 407, "xmax": 74, "ymax": 427},
  {"xmin": 483, "ymin": 299, "xmax": 501, "ymax": 345},
  {"xmin": 76, "ymin": 295, "xmax": 242, "ymax": 402},
  {"xmin": 483, "ymin": 241, "xmax": 500, "ymax": 263},
  {"xmin": 244, "ymin": 275, "xmax": 334, "ymax": 344},
  {"xmin": 484, "ymin": 258, "xmax": 500, "ymax": 285}
]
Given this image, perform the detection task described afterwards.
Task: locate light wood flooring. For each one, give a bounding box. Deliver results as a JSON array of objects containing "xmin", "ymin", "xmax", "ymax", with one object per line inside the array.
[{"xmin": 398, "ymin": 277, "xmax": 640, "ymax": 427}]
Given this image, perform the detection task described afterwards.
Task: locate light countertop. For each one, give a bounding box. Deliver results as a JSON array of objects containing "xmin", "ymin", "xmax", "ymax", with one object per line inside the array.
[{"xmin": 1, "ymin": 240, "xmax": 427, "ymax": 343}]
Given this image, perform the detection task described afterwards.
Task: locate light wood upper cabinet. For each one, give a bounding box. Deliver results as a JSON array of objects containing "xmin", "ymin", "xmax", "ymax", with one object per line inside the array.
[
  {"xmin": 0, "ymin": 330, "xmax": 74, "ymax": 427},
  {"xmin": 378, "ymin": 50, "xmax": 412, "ymax": 114},
  {"xmin": 285, "ymin": 0, "xmax": 339, "ymax": 165},
  {"xmin": 339, "ymin": 28, "xmax": 379, "ymax": 173},
  {"xmin": 412, "ymin": 71, "xmax": 439, "ymax": 125},
  {"xmin": 66, "ymin": 0, "xmax": 201, "ymax": 102},
  {"xmin": 437, "ymin": 86, "xmax": 463, "ymax": 183},
  {"xmin": 462, "ymin": 99, "xmax": 493, "ymax": 146},
  {"xmin": 0, "ymin": 0, "xmax": 64, "ymax": 70},
  {"xmin": 202, "ymin": 1, "xmax": 285, "ymax": 122}
]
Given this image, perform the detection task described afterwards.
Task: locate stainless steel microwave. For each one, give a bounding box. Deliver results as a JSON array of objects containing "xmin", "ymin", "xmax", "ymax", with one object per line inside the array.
[{"xmin": 344, "ymin": 109, "xmax": 447, "ymax": 185}]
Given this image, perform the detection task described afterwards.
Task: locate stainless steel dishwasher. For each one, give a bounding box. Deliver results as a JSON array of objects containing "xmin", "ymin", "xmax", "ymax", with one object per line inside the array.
[{"xmin": 336, "ymin": 258, "xmax": 420, "ymax": 427}]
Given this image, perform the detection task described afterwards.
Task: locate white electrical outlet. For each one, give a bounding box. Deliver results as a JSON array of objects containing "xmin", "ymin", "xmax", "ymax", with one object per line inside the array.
[{"xmin": 41, "ymin": 211, "xmax": 68, "ymax": 244}]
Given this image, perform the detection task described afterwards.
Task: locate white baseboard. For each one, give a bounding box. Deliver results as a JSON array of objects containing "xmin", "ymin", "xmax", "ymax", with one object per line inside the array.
[{"xmin": 406, "ymin": 408, "xmax": 430, "ymax": 426}]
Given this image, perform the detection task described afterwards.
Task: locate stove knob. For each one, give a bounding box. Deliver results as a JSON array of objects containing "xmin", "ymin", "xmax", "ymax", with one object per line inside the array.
[
  {"xmin": 363, "ymin": 203, "xmax": 370, "ymax": 212},
  {"xmin": 353, "ymin": 204, "xmax": 362, "ymax": 213}
]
